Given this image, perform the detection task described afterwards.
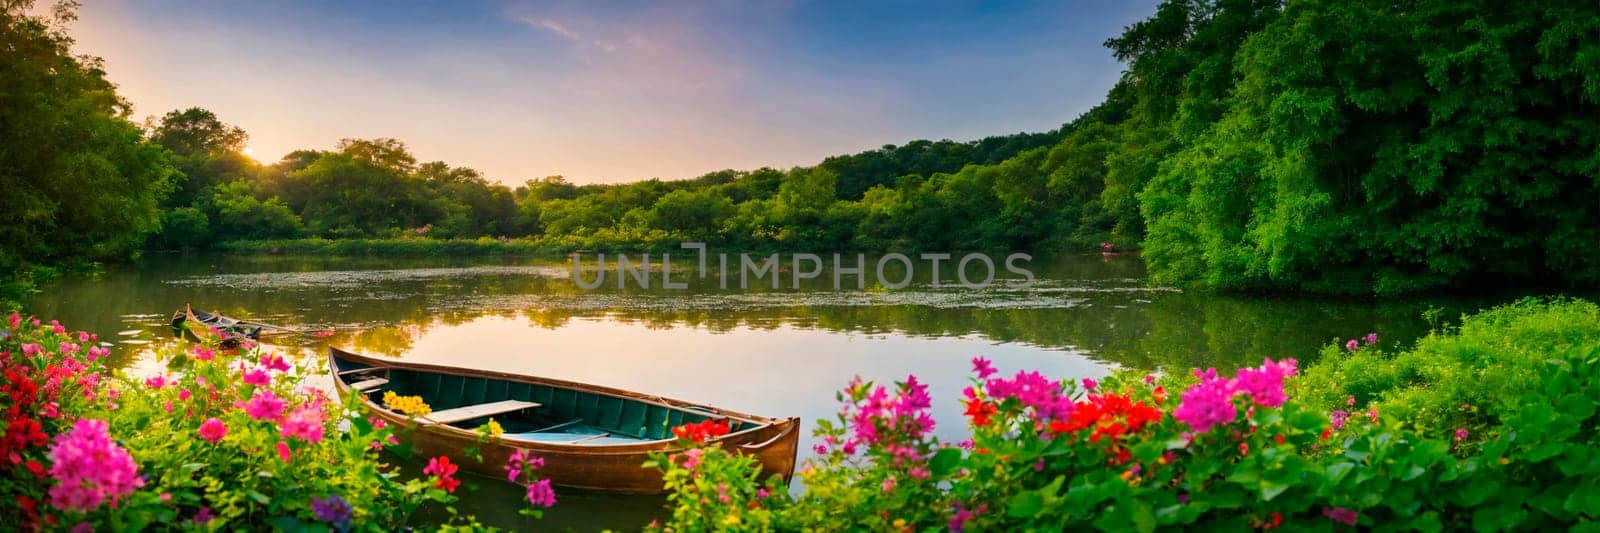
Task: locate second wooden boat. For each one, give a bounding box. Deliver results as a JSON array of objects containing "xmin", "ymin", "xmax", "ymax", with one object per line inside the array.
[
  {"xmin": 329, "ymin": 346, "xmax": 801, "ymax": 494},
  {"xmin": 170, "ymin": 304, "xmax": 264, "ymax": 342}
]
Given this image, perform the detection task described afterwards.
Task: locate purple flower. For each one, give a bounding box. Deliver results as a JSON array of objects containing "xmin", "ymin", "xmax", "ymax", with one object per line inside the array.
[
  {"xmin": 194, "ymin": 507, "xmax": 213, "ymax": 524},
  {"xmin": 311, "ymin": 495, "xmax": 353, "ymax": 527},
  {"xmin": 1330, "ymin": 410, "xmax": 1350, "ymax": 430},
  {"xmin": 1323, "ymin": 507, "xmax": 1358, "ymax": 526},
  {"xmin": 1364, "ymin": 332, "xmax": 1378, "ymax": 345}
]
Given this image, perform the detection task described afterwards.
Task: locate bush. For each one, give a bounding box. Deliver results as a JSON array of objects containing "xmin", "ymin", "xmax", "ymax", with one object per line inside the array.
[
  {"xmin": 1297, "ymin": 298, "xmax": 1600, "ymax": 436},
  {"xmin": 647, "ymin": 300, "xmax": 1600, "ymax": 531}
]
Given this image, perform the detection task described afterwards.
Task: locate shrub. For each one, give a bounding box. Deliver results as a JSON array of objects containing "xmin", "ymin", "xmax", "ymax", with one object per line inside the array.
[
  {"xmin": 1297, "ymin": 297, "xmax": 1600, "ymax": 436},
  {"xmin": 646, "ymin": 301, "xmax": 1600, "ymax": 531}
]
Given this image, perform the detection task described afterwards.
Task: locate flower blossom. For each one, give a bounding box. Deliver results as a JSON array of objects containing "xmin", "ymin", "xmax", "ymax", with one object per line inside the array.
[
  {"xmin": 311, "ymin": 495, "xmax": 353, "ymax": 528},
  {"xmin": 526, "ymin": 478, "xmax": 557, "ymax": 508},
  {"xmin": 243, "ymin": 390, "xmax": 287, "ymax": 421},
  {"xmin": 242, "ymin": 368, "xmax": 271, "ymax": 387},
  {"xmin": 971, "ymin": 357, "xmax": 997, "ymax": 379},
  {"xmin": 280, "ymin": 404, "xmax": 327, "ymax": 443},
  {"xmin": 424, "ymin": 456, "xmax": 461, "ymax": 493},
  {"xmin": 47, "ymin": 419, "xmax": 144, "ymax": 512},
  {"xmin": 1323, "ymin": 507, "xmax": 1358, "ymax": 526},
  {"xmin": 199, "ymin": 418, "xmax": 227, "ymax": 444}
]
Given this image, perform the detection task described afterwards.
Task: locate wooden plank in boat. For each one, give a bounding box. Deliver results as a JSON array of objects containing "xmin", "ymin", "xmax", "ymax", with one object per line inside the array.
[
  {"xmin": 426, "ymin": 400, "xmax": 539, "ymax": 424},
  {"xmin": 350, "ymin": 378, "xmax": 388, "ymax": 391}
]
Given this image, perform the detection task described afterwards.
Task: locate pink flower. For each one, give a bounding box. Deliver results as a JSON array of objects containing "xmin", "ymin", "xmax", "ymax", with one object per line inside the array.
[
  {"xmin": 1346, "ymin": 395, "xmax": 1356, "ymax": 406},
  {"xmin": 276, "ymin": 441, "xmax": 292, "ymax": 462},
  {"xmin": 281, "ymin": 405, "xmax": 327, "ymax": 443},
  {"xmin": 199, "ymin": 418, "xmax": 227, "ymax": 443},
  {"xmin": 909, "ymin": 466, "xmax": 930, "ymax": 480},
  {"xmin": 1330, "ymin": 410, "xmax": 1350, "ymax": 430},
  {"xmin": 1364, "ymin": 332, "xmax": 1378, "ymax": 345},
  {"xmin": 1081, "ymin": 378, "xmax": 1098, "ymax": 390},
  {"xmin": 178, "ymin": 389, "xmax": 192, "ymax": 401},
  {"xmin": 1345, "ymin": 339, "xmax": 1359, "ymax": 352},
  {"xmin": 144, "ymin": 375, "xmax": 167, "ymax": 389},
  {"xmin": 678, "ymin": 448, "xmax": 704, "ymax": 471},
  {"xmin": 47, "ymin": 419, "xmax": 145, "ymax": 512},
  {"xmin": 813, "ymin": 444, "xmax": 827, "ymax": 455},
  {"xmin": 192, "ymin": 346, "xmax": 215, "ymax": 361},
  {"xmin": 87, "ymin": 346, "xmax": 109, "ymax": 360},
  {"xmin": 21, "ymin": 343, "xmax": 41, "ymax": 356},
  {"xmin": 262, "ymin": 354, "xmax": 292, "ymax": 373},
  {"xmin": 7, "ymin": 313, "xmax": 18, "ymax": 330},
  {"xmin": 971, "ymin": 357, "xmax": 997, "ymax": 379},
  {"xmin": 1454, "ymin": 428, "xmax": 1469, "ymax": 441},
  {"xmin": 1232, "ymin": 358, "xmax": 1297, "ymax": 408},
  {"xmin": 242, "ymin": 368, "xmax": 271, "ymax": 387},
  {"xmin": 1143, "ymin": 374, "xmax": 1156, "ymax": 385},
  {"xmin": 881, "ymin": 476, "xmax": 897, "ymax": 493},
  {"xmin": 243, "ymin": 390, "xmax": 287, "ymax": 421}
]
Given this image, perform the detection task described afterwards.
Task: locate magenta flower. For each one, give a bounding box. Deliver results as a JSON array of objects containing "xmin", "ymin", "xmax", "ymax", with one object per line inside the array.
[
  {"xmin": 1323, "ymin": 507, "xmax": 1358, "ymax": 526},
  {"xmin": 678, "ymin": 448, "xmax": 703, "ymax": 471},
  {"xmin": 1143, "ymin": 374, "xmax": 1156, "ymax": 385},
  {"xmin": 1345, "ymin": 339, "xmax": 1359, "ymax": 352},
  {"xmin": 194, "ymin": 507, "xmax": 213, "ymax": 524},
  {"xmin": 47, "ymin": 419, "xmax": 145, "ymax": 512},
  {"xmin": 144, "ymin": 375, "xmax": 167, "ymax": 389},
  {"xmin": 263, "ymin": 353, "xmax": 292, "ymax": 373},
  {"xmin": 1171, "ymin": 368, "xmax": 1237, "ymax": 433},
  {"xmin": 1364, "ymin": 332, "xmax": 1378, "ymax": 345},
  {"xmin": 813, "ymin": 444, "xmax": 827, "ymax": 455},
  {"xmin": 243, "ymin": 390, "xmax": 287, "ymax": 421},
  {"xmin": 1454, "ymin": 428, "xmax": 1469, "ymax": 441},
  {"xmin": 971, "ymin": 357, "xmax": 997, "ymax": 379},
  {"xmin": 881, "ymin": 476, "xmax": 897, "ymax": 493},
  {"xmin": 192, "ymin": 345, "xmax": 215, "ymax": 361},
  {"xmin": 199, "ymin": 418, "xmax": 227, "ymax": 444},
  {"xmin": 1081, "ymin": 378, "xmax": 1098, "ymax": 390},
  {"xmin": 526, "ymin": 478, "xmax": 557, "ymax": 508},
  {"xmin": 242, "ymin": 368, "xmax": 271, "ymax": 387},
  {"xmin": 276, "ymin": 441, "xmax": 292, "ymax": 462},
  {"xmin": 1232, "ymin": 358, "xmax": 1298, "ymax": 408}
]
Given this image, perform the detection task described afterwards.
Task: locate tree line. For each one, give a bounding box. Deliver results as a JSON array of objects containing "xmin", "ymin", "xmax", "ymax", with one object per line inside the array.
[{"xmin": 3, "ymin": 0, "xmax": 1596, "ymax": 296}]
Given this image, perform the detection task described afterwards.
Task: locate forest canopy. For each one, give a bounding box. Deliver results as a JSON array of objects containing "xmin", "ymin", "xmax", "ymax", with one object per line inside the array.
[{"xmin": 4, "ymin": 0, "xmax": 1597, "ymax": 296}]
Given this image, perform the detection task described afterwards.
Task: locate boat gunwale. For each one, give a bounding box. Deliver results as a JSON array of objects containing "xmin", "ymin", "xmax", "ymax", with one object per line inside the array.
[{"xmin": 328, "ymin": 346, "xmax": 792, "ymax": 453}]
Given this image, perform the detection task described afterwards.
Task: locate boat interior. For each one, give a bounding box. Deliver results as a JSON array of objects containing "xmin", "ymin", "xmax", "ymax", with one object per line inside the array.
[{"xmin": 333, "ymin": 358, "xmax": 759, "ymax": 445}]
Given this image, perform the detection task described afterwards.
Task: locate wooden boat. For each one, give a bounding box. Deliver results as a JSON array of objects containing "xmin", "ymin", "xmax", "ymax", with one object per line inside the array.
[
  {"xmin": 170, "ymin": 304, "xmax": 264, "ymax": 342},
  {"xmin": 328, "ymin": 346, "xmax": 801, "ymax": 494}
]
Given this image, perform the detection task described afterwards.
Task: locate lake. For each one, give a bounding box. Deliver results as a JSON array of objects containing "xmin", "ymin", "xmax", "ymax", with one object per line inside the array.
[{"xmin": 25, "ymin": 252, "xmax": 1510, "ymax": 530}]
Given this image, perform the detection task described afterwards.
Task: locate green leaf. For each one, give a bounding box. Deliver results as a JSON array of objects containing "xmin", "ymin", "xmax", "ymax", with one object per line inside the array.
[
  {"xmin": 1566, "ymin": 483, "xmax": 1600, "ymax": 517},
  {"xmin": 1007, "ymin": 491, "xmax": 1045, "ymax": 519},
  {"xmin": 929, "ymin": 448, "xmax": 962, "ymax": 478},
  {"xmin": 248, "ymin": 490, "xmax": 271, "ymax": 505}
]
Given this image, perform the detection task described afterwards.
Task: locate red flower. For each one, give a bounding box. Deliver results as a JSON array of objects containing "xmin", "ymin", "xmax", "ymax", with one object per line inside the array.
[
  {"xmin": 424, "ymin": 455, "xmax": 461, "ymax": 493},
  {"xmin": 963, "ymin": 398, "xmax": 998, "ymax": 427},
  {"xmin": 671, "ymin": 419, "xmax": 731, "ymax": 444}
]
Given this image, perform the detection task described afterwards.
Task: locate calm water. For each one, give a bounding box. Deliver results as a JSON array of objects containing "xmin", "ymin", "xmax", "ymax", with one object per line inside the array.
[{"xmin": 25, "ymin": 253, "xmax": 1513, "ymax": 530}]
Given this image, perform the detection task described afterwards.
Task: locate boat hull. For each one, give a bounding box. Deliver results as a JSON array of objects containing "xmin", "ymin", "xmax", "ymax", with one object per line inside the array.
[{"xmin": 329, "ymin": 348, "xmax": 800, "ymax": 494}]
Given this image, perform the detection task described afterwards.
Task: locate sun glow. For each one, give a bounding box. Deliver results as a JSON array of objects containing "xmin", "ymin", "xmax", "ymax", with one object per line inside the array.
[{"xmin": 242, "ymin": 145, "xmax": 257, "ymax": 160}]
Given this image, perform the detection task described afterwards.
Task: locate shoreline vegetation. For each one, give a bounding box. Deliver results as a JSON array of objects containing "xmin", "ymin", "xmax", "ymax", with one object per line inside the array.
[{"xmin": 4, "ymin": 299, "xmax": 1597, "ymax": 529}]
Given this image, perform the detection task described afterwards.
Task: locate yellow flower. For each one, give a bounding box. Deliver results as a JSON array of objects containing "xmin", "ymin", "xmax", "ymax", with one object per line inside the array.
[
  {"xmin": 893, "ymin": 519, "xmax": 907, "ymax": 528},
  {"xmin": 382, "ymin": 390, "xmax": 432, "ymax": 416},
  {"xmin": 485, "ymin": 418, "xmax": 504, "ymax": 438},
  {"xmin": 722, "ymin": 513, "xmax": 741, "ymax": 526}
]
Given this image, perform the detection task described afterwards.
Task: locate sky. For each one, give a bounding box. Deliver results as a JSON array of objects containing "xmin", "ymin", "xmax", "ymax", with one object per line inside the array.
[{"xmin": 71, "ymin": 0, "xmax": 1157, "ymax": 185}]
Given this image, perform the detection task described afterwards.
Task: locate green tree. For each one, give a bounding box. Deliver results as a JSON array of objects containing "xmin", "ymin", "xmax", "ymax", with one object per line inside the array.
[{"xmin": 0, "ymin": 1, "xmax": 177, "ymax": 276}]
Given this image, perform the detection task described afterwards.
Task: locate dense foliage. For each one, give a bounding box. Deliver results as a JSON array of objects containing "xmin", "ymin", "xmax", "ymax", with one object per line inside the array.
[
  {"xmin": 648, "ymin": 299, "xmax": 1600, "ymax": 531},
  {"xmin": 0, "ymin": 2, "xmax": 177, "ymax": 301}
]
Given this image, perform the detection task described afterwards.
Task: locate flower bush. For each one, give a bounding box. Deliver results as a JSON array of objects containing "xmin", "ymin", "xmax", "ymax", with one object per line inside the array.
[
  {"xmin": 646, "ymin": 301, "xmax": 1600, "ymax": 531},
  {"xmin": 0, "ymin": 314, "xmax": 559, "ymax": 530}
]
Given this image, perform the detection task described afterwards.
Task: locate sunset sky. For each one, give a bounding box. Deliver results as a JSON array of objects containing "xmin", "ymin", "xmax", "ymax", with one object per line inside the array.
[{"xmin": 73, "ymin": 0, "xmax": 1155, "ymax": 185}]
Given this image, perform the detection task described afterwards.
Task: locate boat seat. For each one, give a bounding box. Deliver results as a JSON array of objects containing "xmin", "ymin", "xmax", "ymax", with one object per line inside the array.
[
  {"xmin": 528, "ymin": 419, "xmax": 583, "ymax": 433},
  {"xmin": 425, "ymin": 400, "xmax": 539, "ymax": 425},
  {"xmin": 350, "ymin": 378, "xmax": 388, "ymax": 392}
]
